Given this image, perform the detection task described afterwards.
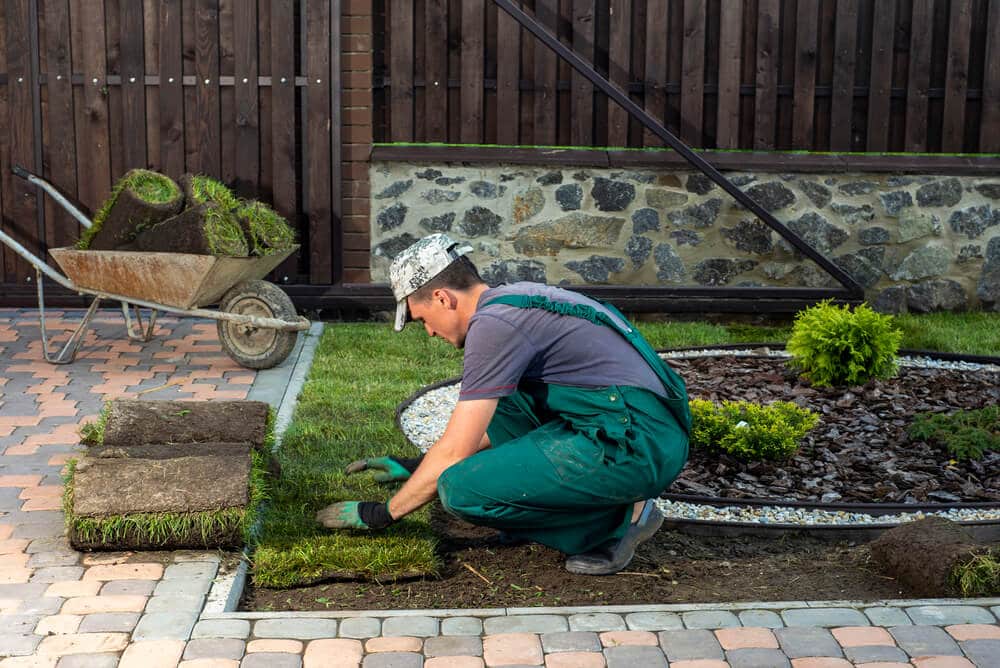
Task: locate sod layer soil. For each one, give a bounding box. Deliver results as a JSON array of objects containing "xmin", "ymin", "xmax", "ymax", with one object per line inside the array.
[{"xmin": 243, "ymin": 356, "xmax": 999, "ymax": 611}]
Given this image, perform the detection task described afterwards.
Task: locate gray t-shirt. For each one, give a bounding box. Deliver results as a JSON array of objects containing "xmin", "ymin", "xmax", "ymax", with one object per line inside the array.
[{"xmin": 458, "ymin": 282, "xmax": 665, "ymax": 400}]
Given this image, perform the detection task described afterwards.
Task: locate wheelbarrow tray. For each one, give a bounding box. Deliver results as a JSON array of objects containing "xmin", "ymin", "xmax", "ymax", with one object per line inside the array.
[{"xmin": 48, "ymin": 246, "xmax": 298, "ymax": 310}]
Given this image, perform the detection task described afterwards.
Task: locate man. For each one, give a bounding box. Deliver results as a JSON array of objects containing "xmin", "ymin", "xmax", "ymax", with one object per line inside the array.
[{"xmin": 317, "ymin": 233, "xmax": 691, "ymax": 575}]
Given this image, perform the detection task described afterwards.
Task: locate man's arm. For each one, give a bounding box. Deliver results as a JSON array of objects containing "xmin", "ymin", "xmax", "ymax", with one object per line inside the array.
[{"xmin": 387, "ymin": 397, "xmax": 498, "ymax": 519}]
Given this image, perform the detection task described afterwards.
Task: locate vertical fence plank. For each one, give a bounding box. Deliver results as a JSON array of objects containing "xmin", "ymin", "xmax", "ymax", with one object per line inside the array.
[
  {"xmin": 865, "ymin": 0, "xmax": 894, "ymax": 151},
  {"xmin": 4, "ymin": 0, "xmax": 36, "ymax": 281},
  {"xmin": 533, "ymin": 0, "xmax": 557, "ymax": 145},
  {"xmin": 271, "ymin": 0, "xmax": 296, "ymax": 278},
  {"xmin": 981, "ymin": 0, "xmax": 1000, "ymax": 151},
  {"xmin": 496, "ymin": 4, "xmax": 519, "ymax": 144},
  {"xmin": 829, "ymin": 0, "xmax": 857, "ymax": 150},
  {"xmin": 45, "ymin": 0, "xmax": 78, "ymax": 248},
  {"xmin": 142, "ymin": 0, "xmax": 160, "ymax": 169},
  {"xmin": 608, "ymin": 0, "xmax": 630, "ymax": 146},
  {"xmin": 119, "ymin": 0, "xmax": 146, "ymax": 171},
  {"xmin": 105, "ymin": 0, "xmax": 125, "ymax": 180},
  {"xmin": 424, "ymin": 0, "xmax": 447, "ymax": 141},
  {"xmin": 462, "ymin": 0, "xmax": 485, "ymax": 143},
  {"xmin": 570, "ymin": 0, "xmax": 594, "ymax": 145},
  {"xmin": 792, "ymin": 0, "xmax": 818, "ymax": 148},
  {"xmin": 194, "ymin": 0, "xmax": 221, "ymax": 176},
  {"xmin": 330, "ymin": 0, "xmax": 342, "ymax": 283},
  {"xmin": 680, "ymin": 0, "xmax": 706, "ymax": 147},
  {"xmin": 234, "ymin": 0, "xmax": 259, "ymax": 195},
  {"xmin": 0, "ymin": 0, "xmax": 7, "ymax": 279},
  {"xmin": 942, "ymin": 0, "xmax": 972, "ymax": 151},
  {"xmin": 158, "ymin": 0, "xmax": 184, "ymax": 177},
  {"xmin": 754, "ymin": 0, "xmax": 779, "ymax": 149},
  {"xmin": 258, "ymin": 0, "xmax": 272, "ymax": 204},
  {"xmin": 642, "ymin": 0, "xmax": 667, "ymax": 147},
  {"xmin": 716, "ymin": 0, "xmax": 742, "ymax": 148},
  {"xmin": 389, "ymin": 0, "xmax": 412, "ymax": 140},
  {"xmin": 776, "ymin": 0, "xmax": 796, "ymax": 148},
  {"xmin": 905, "ymin": 0, "xmax": 933, "ymax": 151},
  {"xmin": 72, "ymin": 0, "xmax": 111, "ymax": 214},
  {"xmin": 306, "ymin": 0, "xmax": 331, "ymax": 283}
]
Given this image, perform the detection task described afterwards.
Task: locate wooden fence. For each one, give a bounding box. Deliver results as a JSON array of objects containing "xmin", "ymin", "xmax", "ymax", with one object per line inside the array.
[{"xmin": 379, "ymin": 0, "xmax": 1000, "ymax": 154}]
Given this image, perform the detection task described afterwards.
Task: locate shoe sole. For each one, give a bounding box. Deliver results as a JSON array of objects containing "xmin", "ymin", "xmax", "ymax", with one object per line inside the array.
[{"xmin": 564, "ymin": 500, "xmax": 664, "ymax": 576}]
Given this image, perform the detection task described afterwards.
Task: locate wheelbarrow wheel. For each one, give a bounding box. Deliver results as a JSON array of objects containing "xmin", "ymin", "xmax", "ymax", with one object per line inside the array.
[{"xmin": 217, "ymin": 280, "xmax": 298, "ymax": 370}]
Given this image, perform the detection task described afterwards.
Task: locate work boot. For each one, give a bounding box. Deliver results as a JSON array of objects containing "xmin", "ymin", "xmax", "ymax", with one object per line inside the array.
[{"xmin": 564, "ymin": 499, "xmax": 663, "ymax": 575}]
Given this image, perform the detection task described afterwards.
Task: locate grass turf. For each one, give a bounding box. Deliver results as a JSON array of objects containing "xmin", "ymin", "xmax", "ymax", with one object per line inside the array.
[
  {"xmin": 253, "ymin": 312, "xmax": 1000, "ymax": 587},
  {"xmin": 76, "ymin": 169, "xmax": 182, "ymax": 249},
  {"xmin": 237, "ymin": 200, "xmax": 297, "ymax": 256}
]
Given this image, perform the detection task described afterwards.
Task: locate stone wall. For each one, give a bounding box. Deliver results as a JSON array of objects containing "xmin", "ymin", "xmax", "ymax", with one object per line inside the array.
[{"xmin": 369, "ymin": 162, "xmax": 1000, "ymax": 312}]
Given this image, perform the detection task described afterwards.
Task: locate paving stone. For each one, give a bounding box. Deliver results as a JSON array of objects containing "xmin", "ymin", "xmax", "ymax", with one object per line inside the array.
[
  {"xmin": 947, "ymin": 624, "xmax": 1000, "ymax": 641},
  {"xmin": 715, "ymin": 627, "xmax": 779, "ymax": 650},
  {"xmin": 889, "ymin": 625, "xmax": 963, "ymax": 656},
  {"xmin": 30, "ymin": 567, "xmax": 85, "ymax": 583},
  {"xmin": 604, "ymin": 645, "xmax": 668, "ymax": 667},
  {"xmin": 843, "ymin": 645, "xmax": 911, "ymax": 664},
  {"xmin": 0, "ymin": 632, "xmax": 42, "ymax": 656},
  {"xmin": 2, "ymin": 614, "xmax": 41, "ymax": 634},
  {"xmin": 192, "ymin": 619, "xmax": 252, "ymax": 639},
  {"xmin": 55, "ymin": 654, "xmax": 121, "ymax": 667},
  {"xmin": 361, "ymin": 653, "xmax": 422, "ymax": 668},
  {"xmin": 381, "ymin": 616, "xmax": 439, "ymax": 637},
  {"xmin": 132, "ymin": 611, "xmax": 199, "ymax": 641},
  {"xmin": 737, "ymin": 610, "xmax": 783, "ymax": 628},
  {"xmin": 541, "ymin": 631, "xmax": 601, "ymax": 653},
  {"xmin": 153, "ymin": 577, "xmax": 213, "ymax": 597},
  {"xmin": 241, "ymin": 653, "xmax": 302, "ymax": 668},
  {"xmin": 36, "ymin": 632, "xmax": 130, "ymax": 656},
  {"xmin": 483, "ymin": 632, "xmax": 544, "ymax": 665},
  {"xmin": 601, "ymin": 631, "xmax": 659, "ymax": 647},
  {"xmin": 365, "ymin": 637, "xmax": 421, "ymax": 653},
  {"xmin": 863, "ymin": 606, "xmax": 912, "ymax": 626},
  {"xmin": 781, "ymin": 608, "xmax": 868, "ymax": 628},
  {"xmin": 658, "ymin": 629, "xmax": 725, "ymax": 661},
  {"xmin": 423, "ymin": 635, "xmax": 482, "ymax": 657},
  {"xmin": 905, "ymin": 606, "xmax": 996, "ymax": 626},
  {"xmin": 484, "ymin": 615, "xmax": 567, "ymax": 634},
  {"xmin": 624, "ymin": 612, "xmax": 683, "ymax": 631},
  {"xmin": 145, "ymin": 594, "xmax": 205, "ymax": 613},
  {"xmin": 77, "ymin": 612, "xmax": 140, "ymax": 633},
  {"xmin": 960, "ymin": 639, "xmax": 1000, "ymax": 666},
  {"xmin": 303, "ymin": 638, "xmax": 364, "ymax": 666},
  {"xmin": 338, "ymin": 616, "xmax": 382, "ymax": 638},
  {"xmin": 423, "ymin": 657, "xmax": 484, "ymax": 668},
  {"xmin": 27, "ymin": 551, "xmax": 80, "ymax": 568},
  {"xmin": 568, "ymin": 613, "xmax": 627, "ymax": 632},
  {"xmin": 184, "ymin": 638, "xmax": 246, "ymax": 660},
  {"xmin": 726, "ymin": 648, "xmax": 791, "ymax": 667},
  {"xmin": 545, "ymin": 651, "xmax": 604, "ymax": 668},
  {"xmin": 254, "ymin": 618, "xmax": 338, "ymax": 640},
  {"xmin": 100, "ymin": 579, "xmax": 156, "ymax": 596},
  {"xmin": 441, "ymin": 617, "xmax": 483, "ymax": 636},
  {"xmin": 0, "ymin": 583, "xmax": 48, "ymax": 599},
  {"xmin": 163, "ymin": 562, "xmax": 218, "ymax": 580},
  {"xmin": 247, "ymin": 639, "xmax": 304, "ymax": 653},
  {"xmin": 35, "ymin": 614, "xmax": 82, "ymax": 635},
  {"xmin": 681, "ymin": 610, "xmax": 741, "ymax": 629},
  {"xmin": 774, "ymin": 628, "xmax": 842, "ymax": 658},
  {"xmin": 991, "ymin": 606, "xmax": 1000, "ymax": 621}
]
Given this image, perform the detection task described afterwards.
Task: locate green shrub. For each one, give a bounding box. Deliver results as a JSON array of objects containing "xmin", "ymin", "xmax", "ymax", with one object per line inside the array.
[
  {"xmin": 786, "ymin": 300, "xmax": 902, "ymax": 387},
  {"xmin": 909, "ymin": 406, "xmax": 1000, "ymax": 461},
  {"xmin": 689, "ymin": 398, "xmax": 819, "ymax": 461},
  {"xmin": 950, "ymin": 551, "xmax": 1000, "ymax": 597}
]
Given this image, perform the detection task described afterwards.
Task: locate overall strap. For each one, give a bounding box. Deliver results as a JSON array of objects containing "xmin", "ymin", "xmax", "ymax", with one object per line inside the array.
[{"xmin": 482, "ymin": 294, "xmax": 692, "ymax": 434}]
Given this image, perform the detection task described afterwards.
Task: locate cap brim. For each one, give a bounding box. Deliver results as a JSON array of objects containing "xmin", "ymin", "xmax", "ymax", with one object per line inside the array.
[{"xmin": 393, "ymin": 300, "xmax": 407, "ymax": 332}]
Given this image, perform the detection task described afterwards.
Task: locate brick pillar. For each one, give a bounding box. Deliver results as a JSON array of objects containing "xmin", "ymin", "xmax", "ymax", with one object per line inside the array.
[{"xmin": 341, "ymin": 1, "xmax": 374, "ymax": 283}]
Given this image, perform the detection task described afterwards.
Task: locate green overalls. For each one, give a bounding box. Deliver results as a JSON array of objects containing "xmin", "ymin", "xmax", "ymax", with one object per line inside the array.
[{"xmin": 436, "ymin": 294, "xmax": 691, "ymax": 555}]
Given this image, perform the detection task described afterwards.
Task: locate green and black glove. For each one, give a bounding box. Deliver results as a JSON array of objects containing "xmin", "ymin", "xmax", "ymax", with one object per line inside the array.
[
  {"xmin": 344, "ymin": 455, "xmax": 424, "ymax": 482},
  {"xmin": 315, "ymin": 501, "xmax": 395, "ymax": 530}
]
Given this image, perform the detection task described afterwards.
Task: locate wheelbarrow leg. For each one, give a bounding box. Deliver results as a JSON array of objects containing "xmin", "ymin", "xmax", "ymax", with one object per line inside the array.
[
  {"xmin": 120, "ymin": 303, "xmax": 158, "ymax": 342},
  {"xmin": 36, "ymin": 269, "xmax": 100, "ymax": 364}
]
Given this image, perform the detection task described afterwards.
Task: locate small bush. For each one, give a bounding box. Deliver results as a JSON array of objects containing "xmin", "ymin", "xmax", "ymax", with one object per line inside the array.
[
  {"xmin": 786, "ymin": 300, "xmax": 902, "ymax": 387},
  {"xmin": 909, "ymin": 406, "xmax": 1000, "ymax": 461},
  {"xmin": 689, "ymin": 398, "xmax": 819, "ymax": 461},
  {"xmin": 950, "ymin": 551, "xmax": 1000, "ymax": 597}
]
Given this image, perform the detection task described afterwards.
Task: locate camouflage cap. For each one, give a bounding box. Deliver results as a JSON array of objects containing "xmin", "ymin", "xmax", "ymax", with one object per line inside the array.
[{"xmin": 388, "ymin": 233, "xmax": 474, "ymax": 331}]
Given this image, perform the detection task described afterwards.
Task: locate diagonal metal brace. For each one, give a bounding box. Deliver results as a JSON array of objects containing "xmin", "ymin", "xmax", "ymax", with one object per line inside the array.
[{"xmin": 493, "ymin": 0, "xmax": 864, "ymax": 298}]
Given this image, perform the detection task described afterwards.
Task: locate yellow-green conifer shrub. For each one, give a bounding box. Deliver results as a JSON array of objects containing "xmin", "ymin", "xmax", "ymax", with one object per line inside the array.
[{"xmin": 689, "ymin": 398, "xmax": 819, "ymax": 461}]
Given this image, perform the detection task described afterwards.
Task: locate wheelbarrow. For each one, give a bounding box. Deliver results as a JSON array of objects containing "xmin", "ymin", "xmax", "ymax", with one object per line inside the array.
[{"xmin": 3, "ymin": 166, "xmax": 310, "ymax": 369}]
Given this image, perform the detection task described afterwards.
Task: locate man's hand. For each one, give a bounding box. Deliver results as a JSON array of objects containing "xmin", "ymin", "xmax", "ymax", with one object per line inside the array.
[
  {"xmin": 315, "ymin": 501, "xmax": 395, "ymax": 530},
  {"xmin": 345, "ymin": 455, "xmax": 424, "ymax": 482}
]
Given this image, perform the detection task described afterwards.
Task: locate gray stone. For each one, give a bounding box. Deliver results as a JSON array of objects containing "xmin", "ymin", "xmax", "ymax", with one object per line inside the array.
[
  {"xmin": 746, "ymin": 181, "xmax": 796, "ymax": 212},
  {"xmin": 435, "ymin": 176, "xmax": 465, "ymax": 186},
  {"xmin": 722, "ymin": 219, "xmax": 773, "ymax": 254},
  {"xmin": 422, "ymin": 189, "xmax": 461, "ymax": 205},
  {"xmin": 646, "ymin": 188, "xmax": 689, "ymax": 210},
  {"xmin": 592, "ymin": 178, "xmax": 636, "ymax": 211},
  {"xmin": 774, "ymin": 627, "xmax": 842, "ymax": 658},
  {"xmin": 726, "ymin": 649, "xmax": 791, "ymax": 668},
  {"xmin": 907, "ymin": 279, "xmax": 969, "ymax": 312},
  {"xmin": 26, "ymin": 551, "xmax": 79, "ymax": 568},
  {"xmin": 905, "ymin": 605, "xmax": 996, "ymax": 625},
  {"xmin": 898, "ymin": 210, "xmax": 942, "ymax": 241},
  {"xmin": 686, "ymin": 174, "xmax": 716, "ymax": 195},
  {"xmin": 78, "ymin": 612, "xmax": 140, "ymax": 633},
  {"xmin": 859, "ymin": 226, "xmax": 891, "ymax": 245},
  {"xmin": 441, "ymin": 617, "xmax": 483, "ymax": 636},
  {"xmin": 3, "ymin": 616, "xmax": 40, "ymax": 634},
  {"xmin": 416, "ymin": 168, "xmax": 443, "ymax": 180},
  {"xmin": 781, "ymin": 608, "xmax": 868, "ymax": 627},
  {"xmin": 839, "ymin": 180, "xmax": 878, "ymax": 196},
  {"xmin": 680, "ymin": 610, "xmax": 740, "ymax": 629},
  {"xmin": 891, "ymin": 244, "xmax": 951, "ymax": 280},
  {"xmin": 917, "ymin": 177, "xmax": 963, "ymax": 207},
  {"xmin": 624, "ymin": 612, "xmax": 684, "ymax": 631},
  {"xmin": 880, "ymin": 190, "xmax": 913, "ymax": 216},
  {"xmin": 843, "ymin": 645, "xmax": 910, "ymax": 664},
  {"xmin": 949, "ymin": 204, "xmax": 998, "ymax": 239},
  {"xmin": 481, "ymin": 259, "xmax": 548, "ymax": 285},
  {"xmin": 654, "ymin": 243, "xmax": 685, "ymax": 282},
  {"xmin": 192, "ymin": 619, "xmax": 251, "ymax": 639},
  {"xmin": 254, "ymin": 618, "xmax": 338, "ymax": 639},
  {"xmin": 424, "ymin": 635, "xmax": 483, "ymax": 657},
  {"xmin": 988, "ymin": 235, "xmax": 1000, "ymax": 263},
  {"xmin": 542, "ymin": 631, "xmax": 602, "ymax": 653},
  {"xmin": 975, "ymin": 182, "xmax": 1000, "ymax": 199},
  {"xmin": 460, "ymin": 206, "xmax": 503, "ymax": 237},
  {"xmin": 30, "ymin": 566, "xmax": 84, "ymax": 583},
  {"xmin": 670, "ymin": 229, "xmax": 702, "ymax": 246},
  {"xmin": 658, "ymin": 629, "xmax": 724, "ymax": 661},
  {"xmin": 338, "ymin": 616, "xmax": 382, "ymax": 638},
  {"xmin": 144, "ymin": 595, "xmax": 204, "ymax": 613},
  {"xmin": 889, "ymin": 625, "xmax": 962, "ymax": 656},
  {"xmin": 830, "ymin": 202, "xmax": 876, "ymax": 226},
  {"xmin": 568, "ymin": 613, "xmax": 627, "ymax": 632},
  {"xmin": 374, "ymin": 180, "xmax": 413, "ymax": 199},
  {"xmin": 380, "ymin": 616, "xmax": 440, "ymax": 638},
  {"xmin": 872, "ymin": 286, "xmax": 908, "ymax": 315},
  {"xmin": 668, "ymin": 199, "xmax": 723, "ymax": 228},
  {"xmin": 537, "ymin": 171, "xmax": 563, "ymax": 185},
  {"xmin": 512, "ymin": 213, "xmax": 624, "ymax": 256},
  {"xmin": 376, "ymin": 203, "xmax": 407, "ymax": 231},
  {"xmin": 605, "ymin": 645, "xmax": 668, "ymax": 668},
  {"xmin": 0, "ymin": 633, "xmax": 41, "ymax": 657},
  {"xmin": 833, "ymin": 252, "xmax": 883, "ymax": 289},
  {"xmin": 961, "ymin": 639, "xmax": 1000, "ymax": 667},
  {"xmin": 56, "ymin": 655, "xmax": 120, "ymax": 668},
  {"xmin": 889, "ymin": 175, "xmax": 933, "ymax": 187},
  {"xmin": 632, "ymin": 208, "xmax": 660, "ymax": 233},
  {"xmin": 470, "ymin": 180, "xmax": 503, "ymax": 198},
  {"xmin": 132, "ymin": 611, "xmax": 199, "ymax": 641},
  {"xmin": 184, "ymin": 638, "xmax": 246, "ymax": 660},
  {"xmin": 17, "ymin": 596, "xmax": 63, "ymax": 615},
  {"xmin": 419, "ymin": 212, "xmax": 455, "ymax": 233},
  {"xmin": 556, "ymin": 184, "xmax": 583, "ymax": 211},
  {"xmin": 512, "ymin": 187, "xmax": 546, "ymax": 222},
  {"xmin": 979, "ymin": 262, "xmax": 1000, "ymax": 310},
  {"xmin": 566, "ymin": 255, "xmax": 625, "ymax": 283},
  {"xmin": 692, "ymin": 258, "xmax": 757, "ymax": 286},
  {"xmin": 786, "ymin": 212, "xmax": 848, "ymax": 254},
  {"xmin": 800, "ymin": 181, "xmax": 832, "ymax": 208},
  {"xmin": 501, "ymin": 170, "xmax": 530, "ymax": 182},
  {"xmin": 163, "ymin": 561, "xmax": 218, "ymax": 580},
  {"xmin": 863, "ymin": 606, "xmax": 912, "ymax": 626},
  {"xmin": 958, "ymin": 244, "xmax": 982, "ymax": 263},
  {"xmin": 731, "ymin": 174, "xmax": 757, "ymax": 186},
  {"xmin": 737, "ymin": 610, "xmax": 783, "ymax": 628},
  {"xmin": 572, "ymin": 170, "xmax": 591, "ymax": 181},
  {"xmin": 154, "ymin": 577, "xmax": 212, "ymax": 597},
  {"xmin": 625, "ymin": 235, "xmax": 653, "ymax": 267},
  {"xmin": 243, "ymin": 654, "xmax": 302, "ymax": 668},
  {"xmin": 484, "ymin": 615, "xmax": 568, "ymax": 634}
]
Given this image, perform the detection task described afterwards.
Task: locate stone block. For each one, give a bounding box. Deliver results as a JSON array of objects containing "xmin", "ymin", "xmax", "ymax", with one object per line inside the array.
[
  {"xmin": 254, "ymin": 618, "xmax": 338, "ymax": 640},
  {"xmin": 183, "ymin": 638, "xmax": 246, "ymax": 660},
  {"xmin": 380, "ymin": 616, "xmax": 438, "ymax": 637},
  {"xmin": 77, "ymin": 612, "xmax": 140, "ymax": 633},
  {"xmin": 541, "ymin": 631, "xmax": 601, "ymax": 653},
  {"xmin": 889, "ymin": 625, "xmax": 962, "ymax": 656},
  {"xmin": 423, "ymin": 635, "xmax": 482, "ymax": 657},
  {"xmin": 483, "ymin": 614, "xmax": 567, "ymax": 635},
  {"xmin": 567, "ymin": 612, "xmax": 627, "ymax": 632},
  {"xmin": 737, "ymin": 610, "xmax": 784, "ymax": 628},
  {"xmin": 604, "ymin": 645, "xmax": 668, "ymax": 668},
  {"xmin": 440, "ymin": 617, "xmax": 482, "ymax": 636},
  {"xmin": 131, "ymin": 611, "xmax": 199, "ymax": 641},
  {"xmin": 242, "ymin": 653, "xmax": 303, "ymax": 668},
  {"xmin": 192, "ymin": 619, "xmax": 251, "ymax": 639},
  {"xmin": 905, "ymin": 606, "xmax": 996, "ymax": 626},
  {"xmin": 774, "ymin": 627, "xmax": 842, "ymax": 658},
  {"xmin": 338, "ymin": 616, "xmax": 381, "ymax": 639},
  {"xmin": 625, "ymin": 612, "xmax": 684, "ymax": 631},
  {"xmin": 658, "ymin": 629, "xmax": 725, "ymax": 661},
  {"xmin": 681, "ymin": 610, "xmax": 741, "ymax": 629},
  {"xmin": 843, "ymin": 644, "xmax": 911, "ymax": 664},
  {"xmin": 726, "ymin": 648, "xmax": 792, "ymax": 667},
  {"xmin": 960, "ymin": 639, "xmax": 1000, "ymax": 667},
  {"xmin": 780, "ymin": 608, "xmax": 868, "ymax": 628}
]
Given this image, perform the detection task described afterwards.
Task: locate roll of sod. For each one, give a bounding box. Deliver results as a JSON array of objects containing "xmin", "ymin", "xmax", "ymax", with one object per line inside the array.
[
  {"xmin": 77, "ymin": 169, "xmax": 183, "ymax": 250},
  {"xmin": 236, "ymin": 200, "xmax": 297, "ymax": 256},
  {"xmin": 99, "ymin": 399, "xmax": 271, "ymax": 449},
  {"xmin": 130, "ymin": 203, "xmax": 249, "ymax": 257}
]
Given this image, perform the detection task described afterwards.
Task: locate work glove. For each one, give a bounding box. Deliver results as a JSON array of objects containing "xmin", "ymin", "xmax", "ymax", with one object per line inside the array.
[
  {"xmin": 344, "ymin": 455, "xmax": 424, "ymax": 482},
  {"xmin": 315, "ymin": 501, "xmax": 395, "ymax": 530}
]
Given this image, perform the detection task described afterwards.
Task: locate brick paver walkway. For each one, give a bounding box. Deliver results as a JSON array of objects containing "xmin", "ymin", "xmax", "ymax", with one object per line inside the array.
[{"xmin": 1, "ymin": 308, "xmax": 999, "ymax": 667}]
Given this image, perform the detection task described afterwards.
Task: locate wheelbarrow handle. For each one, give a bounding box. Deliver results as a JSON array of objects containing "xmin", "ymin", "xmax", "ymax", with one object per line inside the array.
[
  {"xmin": 12, "ymin": 164, "xmax": 30, "ymax": 180},
  {"xmin": 11, "ymin": 165, "xmax": 93, "ymax": 229}
]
